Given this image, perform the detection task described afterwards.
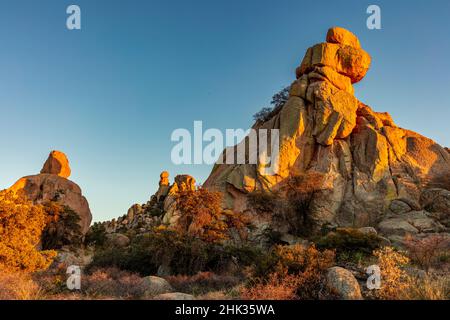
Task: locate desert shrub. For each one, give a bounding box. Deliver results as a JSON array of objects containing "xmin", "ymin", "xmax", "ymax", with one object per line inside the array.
[
  {"xmin": 0, "ymin": 265, "xmax": 42, "ymax": 300},
  {"xmin": 166, "ymin": 272, "xmax": 241, "ymax": 295},
  {"xmin": 33, "ymin": 263, "xmax": 71, "ymax": 296},
  {"xmin": 0, "ymin": 191, "xmax": 56, "ymax": 272},
  {"xmin": 404, "ymin": 234, "xmax": 450, "ymax": 271},
  {"xmin": 246, "ymin": 244, "xmax": 335, "ymax": 300},
  {"xmin": 249, "ymin": 172, "xmax": 328, "ymax": 237},
  {"xmin": 373, "ymin": 247, "xmax": 411, "ymax": 300},
  {"xmin": 176, "ymin": 188, "xmax": 249, "ymax": 243},
  {"xmin": 88, "ymin": 229, "xmax": 263, "ymax": 276},
  {"xmin": 317, "ymin": 228, "xmax": 383, "ymax": 262},
  {"xmin": 82, "ymin": 267, "xmax": 146, "ymax": 299},
  {"xmin": 41, "ymin": 202, "xmax": 83, "ymax": 250},
  {"xmin": 84, "ymin": 222, "xmax": 108, "ymax": 247}
]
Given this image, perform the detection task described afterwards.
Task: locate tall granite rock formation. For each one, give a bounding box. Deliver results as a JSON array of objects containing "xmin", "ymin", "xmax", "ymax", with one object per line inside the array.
[
  {"xmin": 7, "ymin": 151, "xmax": 92, "ymax": 234},
  {"xmin": 204, "ymin": 27, "xmax": 450, "ymax": 241}
]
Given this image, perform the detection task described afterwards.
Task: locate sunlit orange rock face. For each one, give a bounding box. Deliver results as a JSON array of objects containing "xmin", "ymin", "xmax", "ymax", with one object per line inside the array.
[
  {"xmin": 204, "ymin": 27, "xmax": 450, "ymax": 240},
  {"xmin": 8, "ymin": 151, "xmax": 92, "ymax": 234}
]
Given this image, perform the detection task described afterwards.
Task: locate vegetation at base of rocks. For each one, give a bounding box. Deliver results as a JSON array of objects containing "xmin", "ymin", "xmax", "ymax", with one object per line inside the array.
[
  {"xmin": 0, "ymin": 191, "xmax": 56, "ymax": 273},
  {"xmin": 85, "ymin": 222, "xmax": 108, "ymax": 247},
  {"xmin": 316, "ymin": 228, "xmax": 383, "ymax": 262},
  {"xmin": 403, "ymin": 234, "xmax": 450, "ymax": 272},
  {"xmin": 175, "ymin": 188, "xmax": 249, "ymax": 243},
  {"xmin": 35, "ymin": 264, "xmax": 148, "ymax": 299},
  {"xmin": 369, "ymin": 246, "xmax": 450, "ymax": 300},
  {"xmin": 242, "ymin": 244, "xmax": 336, "ymax": 300},
  {"xmin": 253, "ymin": 86, "xmax": 289, "ymax": 122},
  {"xmin": 240, "ymin": 269, "xmax": 303, "ymax": 300},
  {"xmin": 87, "ymin": 228, "xmax": 264, "ymax": 276},
  {"xmin": 0, "ymin": 265, "xmax": 43, "ymax": 300},
  {"xmin": 401, "ymin": 274, "xmax": 449, "ymax": 300},
  {"xmin": 41, "ymin": 202, "xmax": 83, "ymax": 250},
  {"xmin": 282, "ymin": 173, "xmax": 329, "ymax": 236}
]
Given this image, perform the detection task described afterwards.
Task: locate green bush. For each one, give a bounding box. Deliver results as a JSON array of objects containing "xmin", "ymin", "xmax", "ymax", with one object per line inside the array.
[
  {"xmin": 316, "ymin": 228, "xmax": 383, "ymax": 261},
  {"xmin": 87, "ymin": 229, "xmax": 264, "ymax": 276}
]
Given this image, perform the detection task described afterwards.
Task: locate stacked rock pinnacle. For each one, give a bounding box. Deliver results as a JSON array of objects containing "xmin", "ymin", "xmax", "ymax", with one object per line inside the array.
[
  {"xmin": 40, "ymin": 150, "xmax": 72, "ymax": 178},
  {"xmin": 293, "ymin": 27, "xmax": 370, "ymax": 146},
  {"xmin": 8, "ymin": 151, "xmax": 92, "ymax": 234}
]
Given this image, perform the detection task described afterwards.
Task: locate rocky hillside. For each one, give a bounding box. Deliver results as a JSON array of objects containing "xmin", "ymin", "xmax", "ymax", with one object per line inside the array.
[{"xmin": 100, "ymin": 27, "xmax": 449, "ymax": 249}]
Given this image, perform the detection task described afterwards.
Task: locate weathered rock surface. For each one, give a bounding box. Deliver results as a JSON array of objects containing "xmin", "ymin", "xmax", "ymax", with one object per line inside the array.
[
  {"xmin": 326, "ymin": 267, "xmax": 362, "ymax": 300},
  {"xmin": 7, "ymin": 151, "xmax": 92, "ymax": 234},
  {"xmin": 203, "ymin": 27, "xmax": 450, "ymax": 241}
]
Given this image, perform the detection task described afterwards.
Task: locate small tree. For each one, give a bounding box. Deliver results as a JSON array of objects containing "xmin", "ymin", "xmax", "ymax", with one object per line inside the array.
[
  {"xmin": 270, "ymin": 86, "xmax": 290, "ymax": 109},
  {"xmin": 0, "ymin": 191, "xmax": 56, "ymax": 272},
  {"xmin": 283, "ymin": 172, "xmax": 327, "ymax": 236},
  {"xmin": 253, "ymin": 86, "xmax": 290, "ymax": 122}
]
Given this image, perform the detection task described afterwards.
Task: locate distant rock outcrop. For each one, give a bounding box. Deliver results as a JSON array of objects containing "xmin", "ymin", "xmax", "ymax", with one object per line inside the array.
[
  {"xmin": 8, "ymin": 151, "xmax": 92, "ymax": 234},
  {"xmin": 203, "ymin": 27, "xmax": 450, "ymax": 242},
  {"xmin": 99, "ymin": 172, "xmax": 197, "ymax": 235}
]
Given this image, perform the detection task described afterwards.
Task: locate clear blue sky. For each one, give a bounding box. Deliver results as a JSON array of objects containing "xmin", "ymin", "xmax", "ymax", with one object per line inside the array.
[{"xmin": 1, "ymin": 0, "xmax": 449, "ymax": 222}]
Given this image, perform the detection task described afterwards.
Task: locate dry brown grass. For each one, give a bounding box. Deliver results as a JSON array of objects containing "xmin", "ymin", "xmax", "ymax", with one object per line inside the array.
[{"xmin": 82, "ymin": 267, "xmax": 147, "ymax": 299}]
